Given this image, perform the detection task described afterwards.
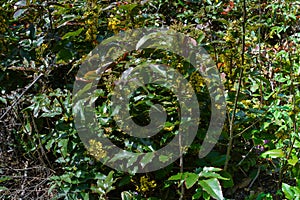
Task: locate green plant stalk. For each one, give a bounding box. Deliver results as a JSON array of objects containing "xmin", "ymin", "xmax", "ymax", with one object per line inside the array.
[
  {"xmin": 224, "ymin": 0, "xmax": 247, "ymax": 172},
  {"xmin": 31, "ymin": 113, "xmax": 52, "ymax": 168},
  {"xmin": 179, "ymin": 131, "xmax": 184, "ymax": 200},
  {"xmin": 279, "ymin": 48, "xmax": 298, "ymax": 187},
  {"xmin": 258, "ymin": 0, "xmax": 263, "ymax": 106}
]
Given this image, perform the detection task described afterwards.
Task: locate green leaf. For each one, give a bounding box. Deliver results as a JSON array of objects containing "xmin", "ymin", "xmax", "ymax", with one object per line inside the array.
[
  {"xmin": 40, "ymin": 112, "xmax": 61, "ymax": 118},
  {"xmin": 202, "ymin": 167, "xmax": 223, "ymax": 172},
  {"xmin": 61, "ymin": 174, "xmax": 72, "ymax": 184},
  {"xmin": 118, "ymin": 175, "xmax": 131, "ymax": 187},
  {"xmin": 127, "ymin": 154, "xmax": 138, "ymax": 168},
  {"xmin": 0, "ymin": 176, "xmax": 11, "ymax": 183},
  {"xmin": 0, "ymin": 186, "xmax": 9, "ymax": 192},
  {"xmin": 105, "ymin": 171, "xmax": 115, "ymax": 186},
  {"xmin": 219, "ymin": 171, "xmax": 234, "ymax": 188},
  {"xmin": 260, "ymin": 121, "xmax": 271, "ymax": 130},
  {"xmin": 106, "ymin": 171, "xmax": 114, "ymax": 181},
  {"xmin": 159, "ymin": 155, "xmax": 170, "ymax": 163},
  {"xmin": 192, "ymin": 188, "xmax": 203, "ymax": 199},
  {"xmin": 45, "ymin": 139, "xmax": 55, "ymax": 150},
  {"xmin": 203, "ymin": 190, "xmax": 211, "ymax": 200},
  {"xmin": 56, "ymin": 48, "xmax": 73, "ymax": 63},
  {"xmin": 151, "ymin": 65, "xmax": 167, "ymax": 77},
  {"xmin": 197, "ymin": 33, "xmax": 205, "ymax": 43},
  {"xmin": 282, "ymin": 183, "xmax": 294, "ymax": 200},
  {"xmin": 198, "ymin": 178, "xmax": 224, "ymax": 200},
  {"xmin": 119, "ymin": 4, "xmax": 138, "ymax": 12},
  {"xmin": 80, "ymin": 192, "xmax": 89, "ymax": 200},
  {"xmin": 136, "ymin": 33, "xmax": 156, "ymax": 50},
  {"xmin": 292, "ymin": 186, "xmax": 300, "ymax": 195},
  {"xmin": 185, "ymin": 173, "xmax": 199, "ymax": 189},
  {"xmin": 58, "ymin": 138, "xmax": 69, "ymax": 157},
  {"xmin": 110, "ymin": 151, "xmax": 132, "ymax": 162},
  {"xmin": 168, "ymin": 173, "xmax": 184, "ymax": 181},
  {"xmin": 288, "ymin": 14, "xmax": 296, "ymax": 20},
  {"xmin": 48, "ymin": 183, "xmax": 57, "ymax": 195},
  {"xmin": 0, "ymin": 96, "xmax": 7, "ymax": 104},
  {"xmin": 288, "ymin": 155, "xmax": 298, "ymax": 166},
  {"xmin": 121, "ymin": 191, "xmax": 133, "ymax": 200},
  {"xmin": 261, "ymin": 149, "xmax": 285, "ymax": 159},
  {"xmin": 96, "ymin": 171, "xmax": 116, "ymax": 194},
  {"xmin": 94, "ymin": 172, "xmax": 106, "ymax": 180},
  {"xmin": 73, "ymin": 82, "xmax": 93, "ymax": 101},
  {"xmin": 140, "ymin": 152, "xmax": 155, "ymax": 168},
  {"xmin": 62, "ymin": 28, "xmax": 84, "ymax": 40},
  {"xmin": 250, "ymin": 83, "xmax": 259, "ymax": 92},
  {"xmin": 199, "ymin": 171, "xmax": 229, "ymax": 180}
]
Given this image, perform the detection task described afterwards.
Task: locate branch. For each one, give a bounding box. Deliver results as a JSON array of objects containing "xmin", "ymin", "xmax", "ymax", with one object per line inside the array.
[
  {"xmin": 0, "ymin": 73, "xmax": 43, "ymax": 121},
  {"xmin": 224, "ymin": 0, "xmax": 247, "ymax": 171}
]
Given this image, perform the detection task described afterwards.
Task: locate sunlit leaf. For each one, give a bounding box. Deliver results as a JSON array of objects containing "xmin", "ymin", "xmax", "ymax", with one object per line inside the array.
[
  {"xmin": 184, "ymin": 173, "xmax": 199, "ymax": 189},
  {"xmin": 62, "ymin": 28, "xmax": 84, "ymax": 40},
  {"xmin": 198, "ymin": 178, "xmax": 224, "ymax": 200},
  {"xmin": 261, "ymin": 149, "xmax": 285, "ymax": 159}
]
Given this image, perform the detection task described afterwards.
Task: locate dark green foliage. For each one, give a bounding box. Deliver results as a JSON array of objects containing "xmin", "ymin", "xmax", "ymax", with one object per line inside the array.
[{"xmin": 0, "ymin": 0, "xmax": 299, "ymax": 199}]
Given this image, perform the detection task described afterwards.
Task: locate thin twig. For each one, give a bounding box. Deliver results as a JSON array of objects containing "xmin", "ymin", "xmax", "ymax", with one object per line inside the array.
[
  {"xmin": 248, "ymin": 166, "xmax": 260, "ymax": 188},
  {"xmin": 102, "ymin": 2, "xmax": 118, "ymax": 11},
  {"xmin": 3, "ymin": 165, "xmax": 54, "ymax": 172},
  {"xmin": 233, "ymin": 116, "xmax": 262, "ymax": 139},
  {"xmin": 224, "ymin": 0, "xmax": 247, "ymax": 171},
  {"xmin": 237, "ymin": 146, "xmax": 255, "ymax": 166},
  {"xmin": 0, "ymin": 73, "xmax": 43, "ymax": 121},
  {"xmin": 31, "ymin": 114, "xmax": 53, "ymax": 169}
]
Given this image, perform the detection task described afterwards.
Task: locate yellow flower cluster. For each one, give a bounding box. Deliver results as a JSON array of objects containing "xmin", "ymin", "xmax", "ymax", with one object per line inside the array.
[
  {"xmin": 0, "ymin": 16, "xmax": 6, "ymax": 34},
  {"xmin": 84, "ymin": 2, "xmax": 102, "ymax": 43},
  {"xmin": 0, "ymin": 9, "xmax": 8, "ymax": 52},
  {"xmin": 276, "ymin": 131, "xmax": 289, "ymax": 140},
  {"xmin": 85, "ymin": 17, "xmax": 98, "ymax": 42},
  {"xmin": 36, "ymin": 43, "xmax": 48, "ymax": 59},
  {"xmin": 223, "ymin": 29, "xmax": 235, "ymax": 43},
  {"xmin": 223, "ymin": 21, "xmax": 238, "ymax": 43},
  {"xmin": 175, "ymin": 63, "xmax": 205, "ymax": 94},
  {"xmin": 87, "ymin": 139, "xmax": 107, "ymax": 160},
  {"xmin": 63, "ymin": 114, "xmax": 74, "ymax": 123},
  {"xmin": 190, "ymin": 71, "xmax": 205, "ymax": 94},
  {"xmin": 135, "ymin": 176, "xmax": 157, "ymax": 193},
  {"xmin": 108, "ymin": 15, "xmax": 121, "ymax": 34},
  {"xmin": 241, "ymin": 99, "xmax": 252, "ymax": 109}
]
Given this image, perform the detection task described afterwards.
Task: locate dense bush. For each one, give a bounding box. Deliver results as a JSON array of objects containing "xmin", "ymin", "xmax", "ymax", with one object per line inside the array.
[{"xmin": 0, "ymin": 0, "xmax": 299, "ymax": 199}]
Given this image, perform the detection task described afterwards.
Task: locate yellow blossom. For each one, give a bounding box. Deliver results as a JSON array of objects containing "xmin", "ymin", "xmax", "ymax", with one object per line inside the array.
[
  {"xmin": 108, "ymin": 16, "xmax": 121, "ymax": 34},
  {"xmin": 135, "ymin": 176, "xmax": 157, "ymax": 193},
  {"xmin": 87, "ymin": 139, "xmax": 107, "ymax": 160},
  {"xmin": 241, "ymin": 99, "xmax": 252, "ymax": 109},
  {"xmin": 190, "ymin": 71, "xmax": 205, "ymax": 93}
]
